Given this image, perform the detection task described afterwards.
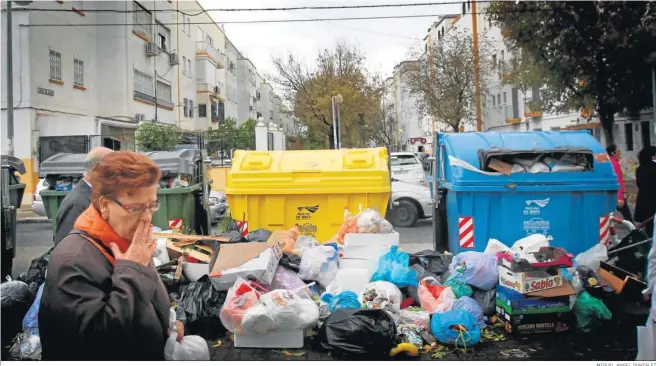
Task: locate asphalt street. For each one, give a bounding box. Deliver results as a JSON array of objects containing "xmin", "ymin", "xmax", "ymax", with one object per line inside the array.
[{"xmin": 12, "ymin": 220, "xmax": 435, "ymax": 278}]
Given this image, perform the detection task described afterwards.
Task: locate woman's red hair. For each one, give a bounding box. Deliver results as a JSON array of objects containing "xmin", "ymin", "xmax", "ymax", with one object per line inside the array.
[{"xmin": 89, "ymin": 151, "xmax": 161, "ymax": 203}]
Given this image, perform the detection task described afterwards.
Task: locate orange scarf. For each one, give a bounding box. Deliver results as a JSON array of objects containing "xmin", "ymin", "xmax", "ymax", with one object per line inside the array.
[{"xmin": 74, "ymin": 206, "xmax": 131, "ymax": 258}]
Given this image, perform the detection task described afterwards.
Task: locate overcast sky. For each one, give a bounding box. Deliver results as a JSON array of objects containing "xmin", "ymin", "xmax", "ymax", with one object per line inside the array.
[{"xmin": 198, "ymin": 0, "xmax": 461, "ymax": 81}]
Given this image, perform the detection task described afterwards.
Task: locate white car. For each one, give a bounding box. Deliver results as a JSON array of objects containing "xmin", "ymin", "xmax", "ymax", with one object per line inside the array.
[
  {"xmin": 31, "ymin": 178, "xmax": 47, "ymax": 217},
  {"xmin": 386, "ymin": 179, "xmax": 433, "ymax": 227},
  {"xmin": 390, "ymin": 152, "xmax": 427, "ymax": 186}
]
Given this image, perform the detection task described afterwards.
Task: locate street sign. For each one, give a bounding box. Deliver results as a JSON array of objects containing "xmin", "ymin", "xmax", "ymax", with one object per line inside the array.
[{"xmin": 37, "ymin": 87, "xmax": 54, "ymax": 97}]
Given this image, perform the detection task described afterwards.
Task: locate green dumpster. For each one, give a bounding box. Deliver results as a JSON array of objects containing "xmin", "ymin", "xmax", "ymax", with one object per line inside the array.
[
  {"xmin": 2, "ymin": 155, "xmax": 27, "ymax": 208},
  {"xmin": 39, "ymin": 153, "xmax": 87, "ymax": 232},
  {"xmin": 2, "ymin": 155, "xmax": 27, "ymax": 279},
  {"xmin": 145, "ymin": 150, "xmax": 210, "ymax": 234}
]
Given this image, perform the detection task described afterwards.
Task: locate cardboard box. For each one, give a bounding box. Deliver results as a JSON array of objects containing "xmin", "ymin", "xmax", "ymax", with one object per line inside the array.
[
  {"xmin": 209, "ymin": 242, "xmax": 283, "ymax": 291},
  {"xmin": 488, "ymin": 158, "xmax": 513, "ymax": 175},
  {"xmin": 342, "ymin": 232, "xmax": 399, "ymax": 260},
  {"xmin": 495, "ymin": 284, "xmax": 574, "ymax": 315},
  {"xmin": 496, "ymin": 310, "xmax": 572, "ymax": 335},
  {"xmin": 498, "ymin": 266, "xmax": 563, "ymax": 294}
]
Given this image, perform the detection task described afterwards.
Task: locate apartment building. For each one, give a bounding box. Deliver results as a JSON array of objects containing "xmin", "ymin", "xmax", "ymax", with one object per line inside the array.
[
  {"xmin": 387, "ymin": 61, "xmax": 431, "ymax": 152},
  {"xmin": 430, "ymin": 1, "xmax": 653, "ymax": 161},
  {"xmin": 237, "ymin": 57, "xmax": 258, "ymax": 124},
  {"xmin": 258, "ymin": 81, "xmax": 274, "ymax": 125},
  {"xmin": 1, "ymin": 0, "xmax": 294, "ymax": 205}
]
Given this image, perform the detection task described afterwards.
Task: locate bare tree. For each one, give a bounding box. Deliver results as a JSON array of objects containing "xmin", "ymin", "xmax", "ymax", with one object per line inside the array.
[{"xmin": 405, "ymin": 30, "xmax": 493, "ymax": 132}]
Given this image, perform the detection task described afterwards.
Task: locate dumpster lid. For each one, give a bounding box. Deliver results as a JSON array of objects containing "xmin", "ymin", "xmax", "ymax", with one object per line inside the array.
[
  {"xmin": 144, "ymin": 149, "xmax": 202, "ymax": 177},
  {"xmin": 39, "ymin": 153, "xmax": 87, "ymax": 178},
  {"xmin": 1, "ymin": 155, "xmax": 26, "ymax": 174},
  {"xmin": 438, "ymin": 131, "xmax": 619, "ymax": 189}
]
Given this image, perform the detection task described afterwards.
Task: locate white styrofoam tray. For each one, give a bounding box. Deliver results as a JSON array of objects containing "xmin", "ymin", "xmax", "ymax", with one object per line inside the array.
[
  {"xmin": 234, "ymin": 330, "xmax": 304, "ymax": 349},
  {"xmin": 342, "ymin": 232, "xmax": 399, "ymax": 260}
]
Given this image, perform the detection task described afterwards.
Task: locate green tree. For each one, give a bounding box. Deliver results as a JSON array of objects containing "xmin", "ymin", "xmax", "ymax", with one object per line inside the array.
[
  {"xmin": 272, "ymin": 41, "xmax": 384, "ymax": 149},
  {"xmin": 489, "ymin": 1, "xmax": 656, "ymax": 144},
  {"xmin": 134, "ymin": 122, "xmax": 182, "ymax": 151}
]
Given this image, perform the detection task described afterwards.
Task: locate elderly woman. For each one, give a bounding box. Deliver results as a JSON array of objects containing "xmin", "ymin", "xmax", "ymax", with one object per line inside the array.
[
  {"xmin": 39, "ymin": 151, "xmax": 177, "ymax": 360},
  {"xmin": 635, "ymin": 146, "xmax": 656, "ymax": 237}
]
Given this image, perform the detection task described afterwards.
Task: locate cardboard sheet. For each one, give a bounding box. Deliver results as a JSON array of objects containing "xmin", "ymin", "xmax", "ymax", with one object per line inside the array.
[{"xmin": 211, "ymin": 242, "xmax": 273, "ymax": 274}]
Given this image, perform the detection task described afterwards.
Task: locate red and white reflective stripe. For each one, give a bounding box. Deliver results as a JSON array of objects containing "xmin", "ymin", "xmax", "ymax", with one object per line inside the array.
[
  {"xmin": 236, "ymin": 220, "xmax": 249, "ymax": 238},
  {"xmin": 458, "ymin": 217, "xmax": 474, "ymax": 249},
  {"xmin": 168, "ymin": 218, "xmax": 183, "ymax": 231},
  {"xmin": 599, "ymin": 216, "xmax": 611, "ymax": 246}
]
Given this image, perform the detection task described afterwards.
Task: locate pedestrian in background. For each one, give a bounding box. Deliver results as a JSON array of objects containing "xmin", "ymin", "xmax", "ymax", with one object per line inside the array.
[
  {"xmin": 606, "ymin": 144, "xmax": 633, "ymax": 222},
  {"xmin": 635, "ymin": 145, "xmax": 656, "ymax": 237},
  {"xmin": 54, "ymin": 147, "xmax": 113, "ymax": 246}
]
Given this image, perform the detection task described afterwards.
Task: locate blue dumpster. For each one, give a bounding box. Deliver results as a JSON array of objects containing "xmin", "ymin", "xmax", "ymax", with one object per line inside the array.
[{"xmin": 436, "ymin": 131, "xmax": 619, "ymax": 256}]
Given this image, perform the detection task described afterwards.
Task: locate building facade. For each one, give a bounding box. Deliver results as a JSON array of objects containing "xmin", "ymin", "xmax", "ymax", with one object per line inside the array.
[{"xmin": 1, "ymin": 1, "xmax": 292, "ymax": 205}]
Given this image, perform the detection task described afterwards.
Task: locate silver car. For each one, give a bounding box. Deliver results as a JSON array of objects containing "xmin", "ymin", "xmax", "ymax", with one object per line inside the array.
[
  {"xmin": 386, "ymin": 179, "xmax": 433, "ymax": 227},
  {"xmin": 208, "ymin": 191, "xmax": 229, "ymax": 223}
]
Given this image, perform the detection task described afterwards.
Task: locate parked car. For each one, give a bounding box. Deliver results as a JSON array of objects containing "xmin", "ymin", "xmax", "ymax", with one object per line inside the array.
[
  {"xmin": 415, "ymin": 152, "xmax": 431, "ymax": 171},
  {"xmin": 31, "ymin": 178, "xmax": 47, "ymax": 217},
  {"xmin": 386, "ymin": 178, "xmax": 433, "ymax": 227},
  {"xmin": 208, "ymin": 190, "xmax": 229, "ymax": 223},
  {"xmin": 390, "ymin": 152, "xmax": 427, "ymax": 186}
]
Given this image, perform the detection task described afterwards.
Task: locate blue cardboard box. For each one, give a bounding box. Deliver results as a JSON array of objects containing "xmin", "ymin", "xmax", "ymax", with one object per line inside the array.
[{"xmin": 495, "ymin": 284, "xmax": 572, "ymax": 315}]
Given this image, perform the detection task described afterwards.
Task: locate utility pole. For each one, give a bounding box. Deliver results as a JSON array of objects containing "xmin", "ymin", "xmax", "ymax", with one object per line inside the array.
[
  {"xmin": 6, "ymin": 2, "xmax": 14, "ymax": 156},
  {"xmin": 471, "ymin": 0, "xmax": 483, "ymax": 132}
]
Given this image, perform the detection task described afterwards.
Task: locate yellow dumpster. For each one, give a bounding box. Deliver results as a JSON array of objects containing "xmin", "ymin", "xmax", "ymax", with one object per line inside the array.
[{"xmin": 226, "ymin": 148, "xmax": 391, "ymax": 242}]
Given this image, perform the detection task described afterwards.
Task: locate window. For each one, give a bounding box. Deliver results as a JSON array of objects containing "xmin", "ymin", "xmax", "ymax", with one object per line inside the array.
[
  {"xmin": 206, "ymin": 36, "xmax": 213, "ymax": 47},
  {"xmin": 497, "ymin": 94, "xmax": 501, "ymax": 105},
  {"xmin": 503, "ymin": 92, "xmax": 507, "ymax": 104},
  {"xmin": 49, "ymin": 50, "xmax": 62, "ymax": 81},
  {"xmin": 492, "ymin": 96, "xmax": 496, "ymax": 106},
  {"xmin": 488, "ymin": 18, "xmax": 492, "ymax": 27},
  {"xmin": 197, "ymin": 27, "xmax": 205, "ymax": 43},
  {"xmin": 189, "ymin": 100, "xmax": 194, "ymax": 117},
  {"xmin": 182, "ymin": 56, "xmax": 187, "ymax": 75},
  {"xmin": 187, "ymin": 59, "xmax": 192, "ymax": 78},
  {"xmin": 501, "ymin": 50, "xmax": 505, "ymax": 61},
  {"xmin": 132, "ymin": 2, "xmax": 151, "ymax": 38},
  {"xmin": 198, "ymin": 104, "xmax": 207, "ymax": 118},
  {"xmin": 492, "ymin": 54, "xmax": 497, "ymax": 67},
  {"xmin": 156, "ymin": 81, "xmax": 172, "ymax": 102},
  {"xmin": 133, "ymin": 69, "xmax": 154, "ymax": 96},
  {"xmin": 73, "ymin": 59, "xmax": 84, "ymax": 86},
  {"xmin": 156, "ymin": 22, "xmax": 170, "ymax": 51},
  {"xmin": 467, "ymin": 1, "xmax": 471, "ymax": 10},
  {"xmin": 183, "ymin": 98, "xmax": 189, "ymax": 117},
  {"xmin": 641, "ymin": 121, "xmax": 652, "ymax": 147},
  {"xmin": 625, "ymin": 123, "xmax": 634, "ymax": 151},
  {"xmin": 269, "ymin": 110, "xmax": 273, "ymax": 120},
  {"xmin": 462, "ymin": 2, "xmax": 466, "ymax": 15}
]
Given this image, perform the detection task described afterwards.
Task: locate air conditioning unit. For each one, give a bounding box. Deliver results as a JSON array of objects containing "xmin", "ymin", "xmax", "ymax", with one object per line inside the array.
[
  {"xmin": 145, "ymin": 42, "xmax": 158, "ymax": 56},
  {"xmin": 214, "ymin": 86, "xmax": 220, "ymax": 94},
  {"xmin": 135, "ymin": 113, "xmax": 147, "ymax": 123},
  {"xmin": 169, "ymin": 53, "xmax": 180, "ymax": 66}
]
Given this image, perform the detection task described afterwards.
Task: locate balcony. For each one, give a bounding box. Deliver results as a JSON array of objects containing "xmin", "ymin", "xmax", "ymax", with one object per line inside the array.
[
  {"xmin": 500, "ymin": 60, "xmax": 518, "ymax": 82},
  {"xmin": 196, "ymin": 82, "xmax": 213, "ymax": 93},
  {"xmin": 524, "ymin": 99, "xmax": 543, "ymax": 118},
  {"xmin": 505, "ymin": 105, "xmax": 521, "ymax": 124},
  {"xmin": 195, "ymin": 41, "xmax": 225, "ymax": 69}
]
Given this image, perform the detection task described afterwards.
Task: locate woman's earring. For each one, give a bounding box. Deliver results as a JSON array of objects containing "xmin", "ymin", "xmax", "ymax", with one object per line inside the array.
[{"xmin": 102, "ymin": 212, "xmax": 109, "ymax": 220}]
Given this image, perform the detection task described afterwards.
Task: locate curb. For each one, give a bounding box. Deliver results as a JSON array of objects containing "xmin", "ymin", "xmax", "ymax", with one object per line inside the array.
[{"xmin": 17, "ymin": 218, "xmax": 51, "ymax": 224}]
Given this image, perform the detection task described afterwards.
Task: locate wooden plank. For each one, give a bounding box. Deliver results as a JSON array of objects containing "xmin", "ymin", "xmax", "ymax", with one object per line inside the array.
[
  {"xmin": 166, "ymin": 242, "xmax": 212, "ymax": 263},
  {"xmin": 154, "ymin": 232, "xmax": 232, "ymax": 243}
]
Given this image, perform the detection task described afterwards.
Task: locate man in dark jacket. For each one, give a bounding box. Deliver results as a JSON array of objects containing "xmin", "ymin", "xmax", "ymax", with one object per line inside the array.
[{"xmin": 54, "ymin": 147, "xmax": 112, "ymax": 245}]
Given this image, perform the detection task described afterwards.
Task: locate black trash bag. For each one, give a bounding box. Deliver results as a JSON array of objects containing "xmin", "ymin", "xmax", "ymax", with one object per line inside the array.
[
  {"xmin": 472, "ymin": 288, "xmax": 496, "ymax": 316},
  {"xmin": 319, "ymin": 308, "xmax": 396, "ymax": 359},
  {"xmin": 245, "ymin": 229, "xmax": 273, "ymax": 242},
  {"xmin": 17, "ymin": 248, "xmax": 53, "ymax": 294},
  {"xmin": 220, "ymin": 231, "xmax": 244, "ymax": 243},
  {"xmin": 409, "ymin": 251, "xmax": 453, "ymax": 275},
  {"xmin": 178, "ymin": 275, "xmax": 228, "ymax": 339},
  {"xmin": 1, "ymin": 281, "xmax": 35, "ymax": 360},
  {"xmin": 280, "ymin": 253, "xmax": 302, "ymax": 273}
]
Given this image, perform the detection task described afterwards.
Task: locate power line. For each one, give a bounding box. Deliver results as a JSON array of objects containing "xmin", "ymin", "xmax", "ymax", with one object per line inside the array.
[
  {"xmin": 22, "ymin": 9, "xmax": 546, "ymax": 27},
  {"xmin": 321, "ymin": 20, "xmax": 423, "ymax": 41},
  {"xmin": 13, "ymin": 1, "xmax": 495, "ymax": 16}
]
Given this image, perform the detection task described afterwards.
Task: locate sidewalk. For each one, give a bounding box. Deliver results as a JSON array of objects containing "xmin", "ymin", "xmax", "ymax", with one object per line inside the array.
[{"xmin": 16, "ymin": 208, "xmax": 51, "ymax": 224}]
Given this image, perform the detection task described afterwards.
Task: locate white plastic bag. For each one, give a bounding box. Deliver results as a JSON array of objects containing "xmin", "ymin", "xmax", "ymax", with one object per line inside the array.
[
  {"xmin": 356, "ymin": 209, "xmax": 394, "ymax": 234},
  {"xmin": 241, "ymin": 303, "xmax": 276, "ymax": 335},
  {"xmin": 484, "ymin": 238, "xmax": 512, "ymax": 256},
  {"xmin": 294, "ymin": 236, "xmax": 318, "ymax": 254},
  {"xmin": 299, "ymin": 246, "xmax": 339, "ymax": 287},
  {"xmin": 164, "ymin": 309, "xmax": 210, "ymax": 361},
  {"xmin": 399, "ymin": 309, "xmax": 431, "ymax": 328},
  {"xmin": 529, "ymin": 162, "xmax": 550, "ymax": 173},
  {"xmin": 448, "ymin": 252, "xmax": 499, "ymax": 290},
  {"xmin": 360, "ymin": 281, "xmax": 403, "ymax": 313},
  {"xmin": 219, "ymin": 279, "xmax": 262, "ymax": 334},
  {"xmin": 260, "ymin": 289, "xmax": 320, "ymax": 331},
  {"xmin": 511, "ymin": 234, "xmax": 551, "ymax": 258},
  {"xmin": 574, "ymin": 244, "xmax": 608, "ymax": 273},
  {"xmin": 636, "ymin": 315, "xmax": 656, "ymax": 361}
]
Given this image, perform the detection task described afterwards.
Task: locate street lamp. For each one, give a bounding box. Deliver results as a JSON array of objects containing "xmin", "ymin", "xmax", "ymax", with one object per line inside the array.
[
  {"xmin": 331, "ymin": 94, "xmax": 343, "ymax": 149},
  {"xmin": 5, "ymin": 1, "xmax": 33, "ymax": 157}
]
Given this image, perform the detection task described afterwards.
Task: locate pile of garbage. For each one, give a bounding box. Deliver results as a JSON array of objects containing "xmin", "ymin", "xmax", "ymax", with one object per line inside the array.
[{"xmin": 4, "ymin": 207, "xmax": 650, "ymax": 361}]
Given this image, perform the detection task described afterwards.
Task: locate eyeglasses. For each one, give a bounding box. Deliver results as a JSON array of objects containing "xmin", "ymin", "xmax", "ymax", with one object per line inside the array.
[{"xmin": 113, "ymin": 198, "xmax": 161, "ymax": 216}]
